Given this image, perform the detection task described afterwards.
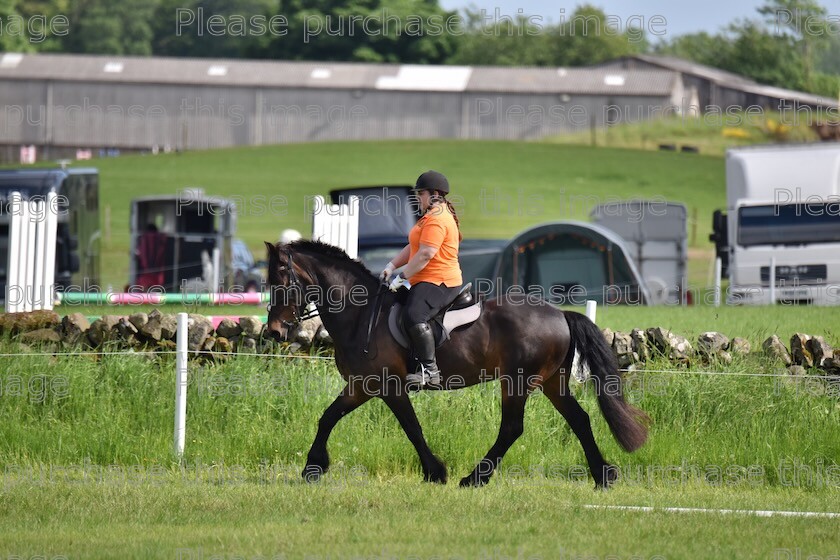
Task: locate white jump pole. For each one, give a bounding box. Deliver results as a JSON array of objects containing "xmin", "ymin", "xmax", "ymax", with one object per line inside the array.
[
  {"xmin": 32, "ymin": 200, "xmax": 46, "ymax": 310},
  {"xmin": 347, "ymin": 196, "xmax": 359, "ymax": 259},
  {"xmin": 43, "ymin": 191, "xmax": 58, "ymax": 310},
  {"xmin": 22, "ymin": 196, "xmax": 35, "ymax": 312},
  {"xmin": 337, "ymin": 202, "xmax": 348, "ymax": 253},
  {"xmin": 573, "ymin": 300, "xmax": 598, "ymax": 382},
  {"xmin": 174, "ymin": 312, "xmax": 189, "ymax": 459},
  {"xmin": 211, "ymin": 247, "xmax": 220, "ymax": 293},
  {"xmin": 769, "ymin": 256, "xmax": 776, "ymax": 305},
  {"xmin": 311, "ymin": 195, "xmax": 324, "ymax": 242},
  {"xmin": 713, "ymin": 257, "xmax": 722, "ymax": 308},
  {"xmin": 6, "ymin": 192, "xmax": 22, "ymax": 312}
]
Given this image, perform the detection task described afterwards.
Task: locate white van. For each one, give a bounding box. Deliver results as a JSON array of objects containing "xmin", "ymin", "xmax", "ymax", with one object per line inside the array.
[{"xmin": 711, "ymin": 144, "xmax": 840, "ymax": 305}]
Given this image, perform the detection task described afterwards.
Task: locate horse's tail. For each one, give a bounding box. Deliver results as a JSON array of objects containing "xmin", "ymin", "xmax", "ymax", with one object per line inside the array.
[{"xmin": 564, "ymin": 311, "xmax": 649, "ymax": 452}]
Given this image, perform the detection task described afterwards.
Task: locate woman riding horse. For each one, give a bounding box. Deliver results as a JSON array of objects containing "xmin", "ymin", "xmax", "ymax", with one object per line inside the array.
[
  {"xmin": 264, "ymin": 177, "xmax": 649, "ymax": 487},
  {"xmin": 379, "ymin": 170, "xmax": 463, "ymax": 388}
]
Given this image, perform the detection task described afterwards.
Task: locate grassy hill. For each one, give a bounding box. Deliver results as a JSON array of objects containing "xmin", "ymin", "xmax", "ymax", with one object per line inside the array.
[
  {"xmin": 547, "ymin": 112, "xmax": 818, "ymax": 156},
  {"xmin": 82, "ymin": 140, "xmax": 725, "ymax": 287}
]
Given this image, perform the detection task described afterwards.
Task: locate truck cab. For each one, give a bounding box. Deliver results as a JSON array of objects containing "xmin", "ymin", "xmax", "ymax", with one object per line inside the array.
[{"xmin": 712, "ymin": 144, "xmax": 840, "ymax": 305}]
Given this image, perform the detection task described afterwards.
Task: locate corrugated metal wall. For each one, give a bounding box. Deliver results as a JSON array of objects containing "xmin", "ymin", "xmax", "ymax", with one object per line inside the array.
[{"xmin": 0, "ymin": 80, "xmax": 673, "ymax": 155}]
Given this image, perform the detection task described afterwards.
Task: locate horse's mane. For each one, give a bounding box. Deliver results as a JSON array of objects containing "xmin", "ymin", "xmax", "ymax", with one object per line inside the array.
[{"xmin": 285, "ymin": 239, "xmax": 377, "ymax": 280}]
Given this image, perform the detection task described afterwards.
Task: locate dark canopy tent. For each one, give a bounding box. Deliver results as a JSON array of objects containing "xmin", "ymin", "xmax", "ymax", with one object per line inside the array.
[{"xmin": 493, "ymin": 221, "xmax": 649, "ymax": 305}]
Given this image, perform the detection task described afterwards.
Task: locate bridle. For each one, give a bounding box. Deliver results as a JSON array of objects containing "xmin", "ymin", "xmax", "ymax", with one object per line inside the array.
[
  {"xmin": 268, "ymin": 248, "xmax": 384, "ymax": 352},
  {"xmin": 268, "ymin": 250, "xmax": 317, "ymax": 330}
]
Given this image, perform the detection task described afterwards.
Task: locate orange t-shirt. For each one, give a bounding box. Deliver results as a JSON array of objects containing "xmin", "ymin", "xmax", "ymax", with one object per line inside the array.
[{"xmin": 408, "ymin": 203, "xmax": 462, "ymax": 287}]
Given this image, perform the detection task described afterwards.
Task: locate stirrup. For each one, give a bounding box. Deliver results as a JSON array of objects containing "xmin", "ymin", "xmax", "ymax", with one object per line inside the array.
[
  {"xmin": 425, "ymin": 366, "xmax": 441, "ymax": 387},
  {"xmin": 406, "ymin": 364, "xmax": 441, "ymax": 387}
]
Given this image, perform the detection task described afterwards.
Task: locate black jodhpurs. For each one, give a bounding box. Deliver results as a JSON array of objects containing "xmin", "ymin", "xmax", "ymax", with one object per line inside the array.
[{"xmin": 403, "ymin": 281, "xmax": 463, "ymax": 328}]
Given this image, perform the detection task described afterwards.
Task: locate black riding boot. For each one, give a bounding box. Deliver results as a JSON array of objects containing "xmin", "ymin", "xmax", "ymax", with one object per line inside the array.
[{"xmin": 405, "ymin": 322, "xmax": 441, "ymax": 387}]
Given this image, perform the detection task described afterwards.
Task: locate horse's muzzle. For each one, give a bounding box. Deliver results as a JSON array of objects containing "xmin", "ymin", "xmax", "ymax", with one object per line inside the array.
[{"xmin": 266, "ymin": 322, "xmax": 291, "ymax": 343}]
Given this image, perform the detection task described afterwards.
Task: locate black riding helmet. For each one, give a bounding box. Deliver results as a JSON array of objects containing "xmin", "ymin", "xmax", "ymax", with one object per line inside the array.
[{"xmin": 415, "ymin": 170, "xmax": 449, "ymax": 195}]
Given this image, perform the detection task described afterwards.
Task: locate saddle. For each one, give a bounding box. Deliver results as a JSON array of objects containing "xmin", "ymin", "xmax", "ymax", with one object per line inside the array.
[{"xmin": 388, "ymin": 283, "xmax": 482, "ymax": 349}]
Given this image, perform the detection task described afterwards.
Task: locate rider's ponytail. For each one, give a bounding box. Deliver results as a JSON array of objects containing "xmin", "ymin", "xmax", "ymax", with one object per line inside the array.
[{"xmin": 441, "ymin": 194, "xmax": 463, "ymax": 242}]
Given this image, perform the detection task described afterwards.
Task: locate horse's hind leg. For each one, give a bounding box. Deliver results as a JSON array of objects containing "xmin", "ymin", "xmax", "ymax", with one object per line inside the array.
[
  {"xmin": 303, "ymin": 384, "xmax": 372, "ymax": 482},
  {"xmin": 542, "ymin": 369, "xmax": 616, "ymax": 489},
  {"xmin": 460, "ymin": 379, "xmax": 528, "ymax": 487},
  {"xmin": 381, "ymin": 393, "xmax": 447, "ymax": 483}
]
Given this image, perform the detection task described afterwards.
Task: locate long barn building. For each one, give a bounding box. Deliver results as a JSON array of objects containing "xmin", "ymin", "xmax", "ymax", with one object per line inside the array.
[{"xmin": 0, "ymin": 52, "xmax": 835, "ymax": 162}]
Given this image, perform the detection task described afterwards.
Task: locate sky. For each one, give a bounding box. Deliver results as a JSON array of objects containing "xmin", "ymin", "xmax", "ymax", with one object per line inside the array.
[{"xmin": 437, "ymin": 0, "xmax": 770, "ymax": 40}]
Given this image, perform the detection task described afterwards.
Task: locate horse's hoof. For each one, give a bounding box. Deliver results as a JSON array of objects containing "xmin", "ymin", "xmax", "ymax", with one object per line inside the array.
[
  {"xmin": 424, "ymin": 464, "xmax": 448, "ymax": 484},
  {"xmin": 595, "ymin": 464, "xmax": 619, "ymax": 490},
  {"xmin": 302, "ymin": 465, "xmax": 325, "ymax": 483},
  {"xmin": 459, "ymin": 474, "xmax": 489, "ymax": 488}
]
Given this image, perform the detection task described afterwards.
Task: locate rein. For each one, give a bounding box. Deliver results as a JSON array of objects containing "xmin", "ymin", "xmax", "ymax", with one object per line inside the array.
[{"xmin": 364, "ymin": 283, "xmax": 389, "ymax": 356}]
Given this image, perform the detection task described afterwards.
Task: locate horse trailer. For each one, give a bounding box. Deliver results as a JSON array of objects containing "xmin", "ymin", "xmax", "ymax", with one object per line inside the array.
[{"xmin": 129, "ymin": 190, "xmax": 237, "ymax": 292}]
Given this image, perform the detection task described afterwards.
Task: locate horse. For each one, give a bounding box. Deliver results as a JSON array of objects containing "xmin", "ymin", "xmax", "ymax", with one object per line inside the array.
[{"xmin": 264, "ymin": 239, "xmax": 649, "ymax": 488}]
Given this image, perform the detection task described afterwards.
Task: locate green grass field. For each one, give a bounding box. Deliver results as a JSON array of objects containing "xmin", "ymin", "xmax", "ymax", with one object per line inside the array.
[
  {"xmin": 3, "ymin": 479, "xmax": 839, "ymax": 560},
  {"xmin": 1, "ymin": 348, "xmax": 839, "ymax": 558},
  {"xmin": 4, "ymin": 140, "xmax": 840, "ymax": 558}
]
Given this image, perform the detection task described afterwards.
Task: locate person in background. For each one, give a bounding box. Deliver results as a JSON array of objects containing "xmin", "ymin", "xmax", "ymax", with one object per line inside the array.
[{"xmin": 135, "ymin": 223, "xmax": 166, "ymax": 290}]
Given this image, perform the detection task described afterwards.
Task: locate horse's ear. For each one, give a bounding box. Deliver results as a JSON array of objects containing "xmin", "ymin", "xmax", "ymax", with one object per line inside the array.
[{"xmin": 264, "ymin": 241, "xmax": 276, "ymax": 257}]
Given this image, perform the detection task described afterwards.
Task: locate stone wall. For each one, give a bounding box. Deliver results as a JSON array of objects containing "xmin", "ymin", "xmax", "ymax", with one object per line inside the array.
[
  {"xmin": 0, "ymin": 310, "xmax": 330, "ymax": 356},
  {"xmin": 1, "ymin": 311, "xmax": 838, "ymax": 379}
]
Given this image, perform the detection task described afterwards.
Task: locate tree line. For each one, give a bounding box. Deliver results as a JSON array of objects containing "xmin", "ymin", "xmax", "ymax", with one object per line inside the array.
[{"xmin": 1, "ymin": 0, "xmax": 838, "ymax": 97}]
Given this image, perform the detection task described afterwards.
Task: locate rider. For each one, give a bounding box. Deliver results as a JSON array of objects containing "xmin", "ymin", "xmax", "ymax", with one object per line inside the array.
[{"xmin": 380, "ymin": 170, "xmax": 463, "ymax": 387}]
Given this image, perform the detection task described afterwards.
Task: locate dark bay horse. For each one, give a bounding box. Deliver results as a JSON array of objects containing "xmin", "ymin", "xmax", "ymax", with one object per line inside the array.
[{"xmin": 264, "ymin": 240, "xmax": 649, "ymax": 488}]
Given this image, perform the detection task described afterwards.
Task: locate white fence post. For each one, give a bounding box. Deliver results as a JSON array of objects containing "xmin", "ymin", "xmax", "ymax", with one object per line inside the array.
[
  {"xmin": 585, "ymin": 299, "xmax": 597, "ymax": 323},
  {"xmin": 573, "ymin": 300, "xmax": 598, "ymax": 382},
  {"xmin": 174, "ymin": 312, "xmax": 189, "ymax": 459},
  {"xmin": 713, "ymin": 257, "xmax": 722, "ymax": 308}
]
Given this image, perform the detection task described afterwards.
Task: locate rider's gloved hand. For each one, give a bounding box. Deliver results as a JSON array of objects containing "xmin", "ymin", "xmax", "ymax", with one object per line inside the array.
[
  {"xmin": 380, "ymin": 261, "xmax": 395, "ymax": 282},
  {"xmin": 389, "ymin": 273, "xmax": 409, "ymax": 292}
]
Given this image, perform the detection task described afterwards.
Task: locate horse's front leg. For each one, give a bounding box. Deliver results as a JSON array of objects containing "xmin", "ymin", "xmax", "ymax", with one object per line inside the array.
[
  {"xmin": 303, "ymin": 383, "xmax": 372, "ymax": 482},
  {"xmin": 381, "ymin": 392, "xmax": 448, "ymax": 483},
  {"xmin": 460, "ymin": 379, "xmax": 529, "ymax": 487}
]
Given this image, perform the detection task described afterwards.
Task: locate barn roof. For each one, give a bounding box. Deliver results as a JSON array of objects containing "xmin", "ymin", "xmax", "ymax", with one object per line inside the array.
[
  {"xmin": 0, "ymin": 52, "xmax": 679, "ymax": 96},
  {"xmin": 604, "ymin": 54, "xmax": 838, "ymax": 109}
]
